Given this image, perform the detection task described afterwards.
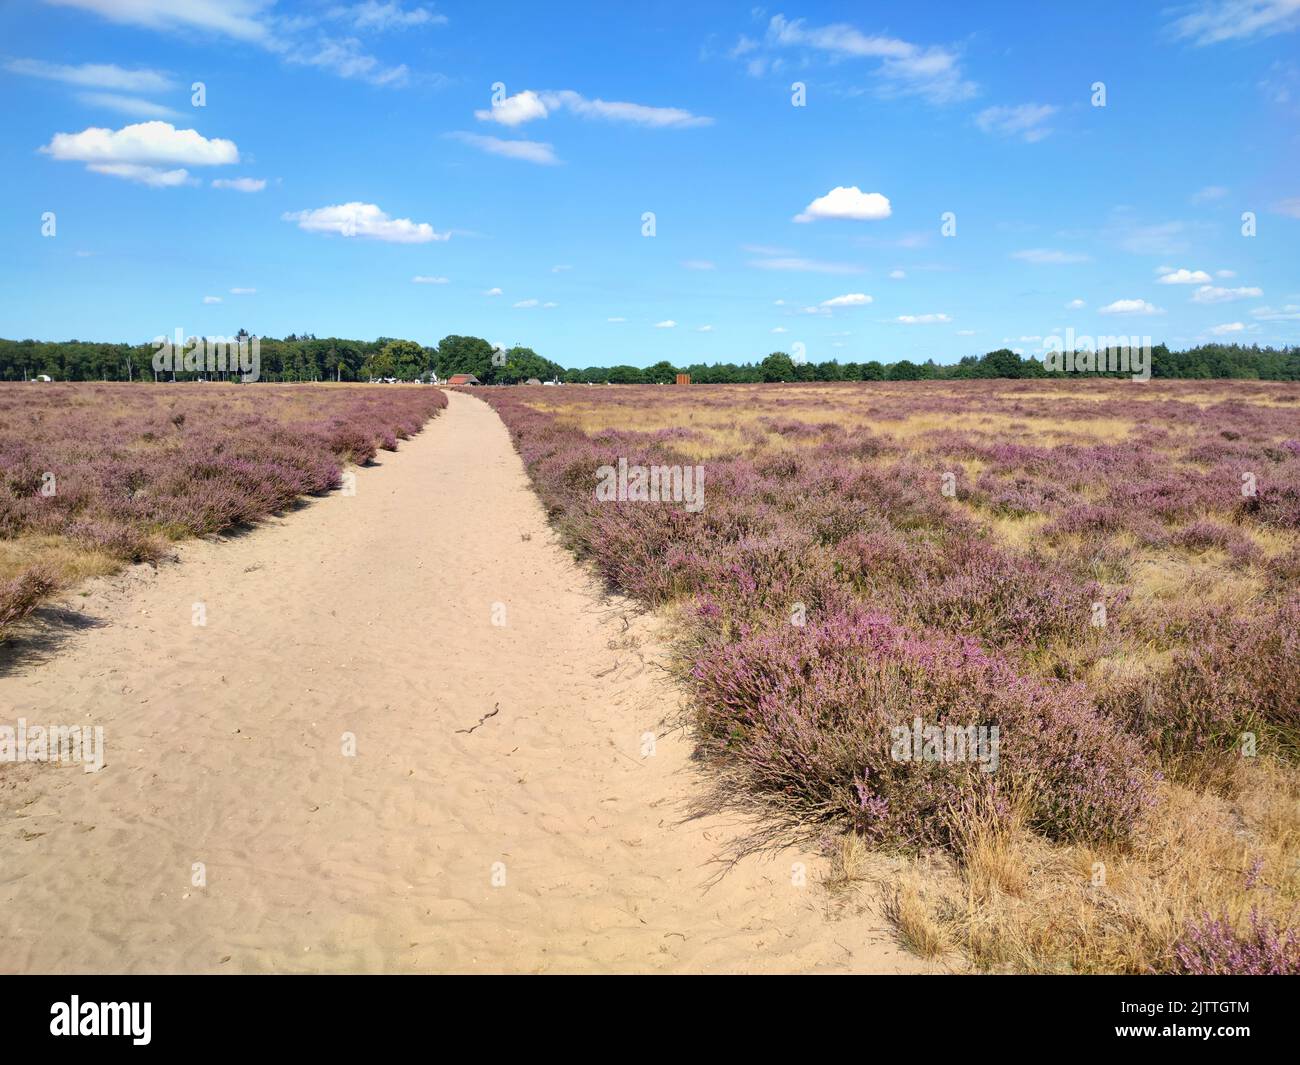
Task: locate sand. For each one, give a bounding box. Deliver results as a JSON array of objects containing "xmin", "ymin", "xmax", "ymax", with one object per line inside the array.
[{"xmin": 0, "ymin": 391, "xmax": 931, "ymax": 973}]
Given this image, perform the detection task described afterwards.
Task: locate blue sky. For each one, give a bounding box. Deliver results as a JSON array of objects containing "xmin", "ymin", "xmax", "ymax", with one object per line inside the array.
[{"xmin": 2, "ymin": 0, "xmax": 1298, "ymax": 368}]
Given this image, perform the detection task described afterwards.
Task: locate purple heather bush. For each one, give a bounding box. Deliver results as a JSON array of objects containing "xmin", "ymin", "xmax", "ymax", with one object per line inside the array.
[
  {"xmin": 477, "ymin": 381, "xmax": 1300, "ymax": 853},
  {"xmin": 0, "ymin": 383, "xmax": 447, "ymax": 629},
  {"xmin": 1171, "ymin": 910, "xmax": 1300, "ymax": 975}
]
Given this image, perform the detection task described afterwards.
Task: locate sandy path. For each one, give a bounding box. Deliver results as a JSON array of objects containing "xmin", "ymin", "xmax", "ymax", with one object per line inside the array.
[{"xmin": 0, "ymin": 391, "xmax": 929, "ymax": 974}]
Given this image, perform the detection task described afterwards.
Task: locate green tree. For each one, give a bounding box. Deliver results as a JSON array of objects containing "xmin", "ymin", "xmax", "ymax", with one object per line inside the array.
[{"xmin": 760, "ymin": 351, "xmax": 796, "ymax": 382}]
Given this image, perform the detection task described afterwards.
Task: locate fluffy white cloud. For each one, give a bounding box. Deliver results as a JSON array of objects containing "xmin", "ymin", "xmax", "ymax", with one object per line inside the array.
[
  {"xmin": 474, "ymin": 90, "xmax": 549, "ymax": 126},
  {"xmin": 5, "ymin": 58, "xmax": 175, "ymax": 92},
  {"xmin": 896, "ymin": 313, "xmax": 951, "ymax": 324},
  {"xmin": 976, "ymin": 103, "xmax": 1057, "ymax": 142},
  {"xmin": 1191, "ymin": 284, "xmax": 1263, "ymax": 303},
  {"xmin": 655, "ymin": 320, "xmax": 677, "ymax": 328},
  {"xmin": 447, "ymin": 131, "xmax": 559, "ymax": 165},
  {"xmin": 1011, "ymin": 248, "xmax": 1090, "ymax": 264},
  {"xmin": 794, "ymin": 185, "xmax": 891, "ymax": 223},
  {"xmin": 282, "ymin": 202, "xmax": 449, "ymax": 243},
  {"xmin": 212, "ymin": 177, "xmax": 266, "ymax": 192},
  {"xmin": 475, "ymin": 89, "xmax": 712, "ymax": 128},
  {"xmin": 1157, "ymin": 267, "xmax": 1213, "ymax": 284},
  {"xmin": 411, "ymin": 275, "xmax": 447, "ymax": 284},
  {"xmin": 1098, "ymin": 299, "xmax": 1164, "ymax": 315},
  {"xmin": 484, "ymin": 287, "xmax": 503, "ymax": 296},
  {"xmin": 1210, "ymin": 321, "xmax": 1248, "ymax": 335},
  {"xmin": 820, "ymin": 293, "xmax": 872, "ymax": 307},
  {"xmin": 42, "ymin": 120, "xmax": 238, "ymax": 166}
]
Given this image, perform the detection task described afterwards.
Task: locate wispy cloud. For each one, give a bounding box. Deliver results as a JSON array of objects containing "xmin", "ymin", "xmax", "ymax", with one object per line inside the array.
[
  {"xmin": 446, "ymin": 131, "xmax": 560, "ymax": 165},
  {"xmin": 4, "ymin": 58, "xmax": 176, "ymax": 92},
  {"xmin": 748, "ymin": 256, "xmax": 865, "ymax": 275},
  {"xmin": 976, "ymin": 103, "xmax": 1057, "ymax": 142},
  {"xmin": 739, "ymin": 13, "xmax": 977, "ymax": 104},
  {"xmin": 475, "ymin": 89, "xmax": 712, "ymax": 128},
  {"xmin": 1169, "ymin": 0, "xmax": 1300, "ymax": 45}
]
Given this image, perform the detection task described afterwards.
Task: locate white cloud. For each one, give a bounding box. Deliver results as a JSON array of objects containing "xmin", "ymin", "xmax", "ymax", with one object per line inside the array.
[
  {"xmin": 551, "ymin": 264, "xmax": 572, "ymax": 273},
  {"xmin": 212, "ymin": 177, "xmax": 266, "ymax": 192},
  {"xmin": 230, "ymin": 287, "xmax": 256, "ymax": 294},
  {"xmin": 1210, "ymin": 321, "xmax": 1248, "ymax": 335},
  {"xmin": 51, "ymin": 1, "xmax": 413, "ymax": 86},
  {"xmin": 46, "ymin": 0, "xmax": 271, "ymax": 43},
  {"xmin": 888, "ymin": 269, "xmax": 906, "ymax": 279},
  {"xmin": 749, "ymin": 256, "xmax": 864, "ymax": 274},
  {"xmin": 794, "ymin": 185, "xmax": 891, "ymax": 223},
  {"xmin": 607, "ymin": 316, "xmax": 626, "ymax": 322},
  {"xmin": 1011, "ymin": 249, "xmax": 1089, "ymax": 266},
  {"xmin": 446, "ymin": 131, "xmax": 559, "ymax": 165},
  {"xmin": 41, "ymin": 120, "xmax": 238, "ymax": 166},
  {"xmin": 771, "ymin": 326, "xmax": 789, "ymax": 333},
  {"xmin": 1066, "ymin": 298, "xmax": 1086, "ymax": 309},
  {"xmin": 474, "ymin": 88, "xmax": 712, "ymax": 128},
  {"xmin": 682, "ymin": 259, "xmax": 715, "ymax": 270},
  {"xmin": 75, "ymin": 92, "xmax": 182, "ymax": 119},
  {"xmin": 282, "ymin": 202, "xmax": 449, "ymax": 243},
  {"xmin": 695, "ymin": 324, "xmax": 714, "ymax": 332},
  {"xmin": 895, "ymin": 313, "xmax": 952, "ymax": 324},
  {"xmin": 752, "ymin": 14, "xmax": 976, "ymax": 104},
  {"xmin": 1274, "ymin": 196, "xmax": 1300, "ymax": 218},
  {"xmin": 1157, "ymin": 267, "xmax": 1213, "ymax": 284},
  {"xmin": 655, "ymin": 320, "xmax": 677, "ymax": 328},
  {"xmin": 820, "ymin": 293, "xmax": 872, "ymax": 307},
  {"xmin": 474, "ymin": 90, "xmax": 549, "ymax": 126},
  {"xmin": 1217, "ymin": 269, "xmax": 1237, "ymax": 278},
  {"xmin": 1192, "ymin": 284, "xmax": 1264, "ymax": 303},
  {"xmin": 484, "ymin": 287, "xmax": 503, "ymax": 296},
  {"xmin": 4, "ymin": 58, "xmax": 176, "ymax": 92},
  {"xmin": 1170, "ymin": 0, "xmax": 1300, "ymax": 45},
  {"xmin": 85, "ymin": 162, "xmax": 192, "ymax": 186},
  {"xmin": 955, "ymin": 329, "xmax": 977, "ymax": 335},
  {"xmin": 411, "ymin": 275, "xmax": 448, "ymax": 284},
  {"xmin": 976, "ymin": 103, "xmax": 1057, "ymax": 142},
  {"xmin": 330, "ymin": 2, "xmax": 448, "ymax": 32},
  {"xmin": 513, "ymin": 298, "xmax": 540, "ymax": 308},
  {"xmin": 1251, "ymin": 304, "xmax": 1300, "ymax": 320},
  {"xmin": 1010, "ymin": 248, "xmax": 1090, "ymax": 264},
  {"xmin": 1191, "ymin": 184, "xmax": 1230, "ymax": 203},
  {"xmin": 202, "ymin": 295, "xmax": 222, "ymax": 304},
  {"xmin": 1098, "ymin": 299, "xmax": 1164, "ymax": 315}
]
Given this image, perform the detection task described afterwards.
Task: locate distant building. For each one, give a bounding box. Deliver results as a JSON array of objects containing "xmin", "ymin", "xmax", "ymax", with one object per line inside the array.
[
  {"xmin": 447, "ymin": 373, "xmax": 480, "ymax": 386},
  {"xmin": 524, "ymin": 377, "xmax": 542, "ymax": 386},
  {"xmin": 675, "ymin": 373, "xmax": 691, "ymax": 385}
]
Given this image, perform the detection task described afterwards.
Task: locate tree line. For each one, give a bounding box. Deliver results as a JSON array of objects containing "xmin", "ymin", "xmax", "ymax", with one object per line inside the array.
[{"xmin": 2, "ymin": 334, "xmax": 1297, "ymax": 384}]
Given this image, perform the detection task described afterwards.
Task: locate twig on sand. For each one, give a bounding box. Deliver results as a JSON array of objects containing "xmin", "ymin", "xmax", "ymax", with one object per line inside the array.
[{"xmin": 456, "ymin": 702, "xmax": 501, "ymax": 735}]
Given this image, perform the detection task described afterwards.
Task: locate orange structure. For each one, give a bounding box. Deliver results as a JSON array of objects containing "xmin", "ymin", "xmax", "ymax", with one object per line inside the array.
[{"xmin": 675, "ymin": 373, "xmax": 691, "ymax": 385}]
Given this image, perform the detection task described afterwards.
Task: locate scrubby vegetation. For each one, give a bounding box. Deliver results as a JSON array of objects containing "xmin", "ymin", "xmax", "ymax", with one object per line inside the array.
[
  {"xmin": 481, "ymin": 378, "xmax": 1300, "ymax": 973},
  {"xmin": 0, "ymin": 383, "xmax": 446, "ymax": 639}
]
